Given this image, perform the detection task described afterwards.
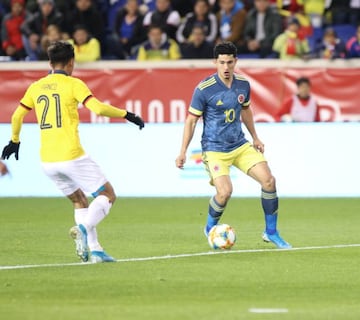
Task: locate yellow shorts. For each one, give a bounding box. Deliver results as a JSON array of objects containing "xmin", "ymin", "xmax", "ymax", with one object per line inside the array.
[{"xmin": 202, "ymin": 142, "xmax": 266, "ymax": 184}]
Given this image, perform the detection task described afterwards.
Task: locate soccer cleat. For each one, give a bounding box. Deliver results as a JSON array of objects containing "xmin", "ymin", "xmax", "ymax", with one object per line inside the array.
[
  {"xmin": 204, "ymin": 226, "xmax": 209, "ymax": 238},
  {"xmin": 69, "ymin": 224, "xmax": 89, "ymax": 262},
  {"xmin": 90, "ymin": 251, "xmax": 116, "ymax": 263},
  {"xmin": 204, "ymin": 224, "xmax": 215, "ymax": 238},
  {"xmin": 262, "ymin": 231, "xmax": 292, "ymax": 249}
]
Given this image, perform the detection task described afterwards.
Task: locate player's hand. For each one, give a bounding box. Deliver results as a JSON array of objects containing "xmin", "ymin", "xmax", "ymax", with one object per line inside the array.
[
  {"xmin": 175, "ymin": 154, "xmax": 186, "ymax": 169},
  {"xmin": 253, "ymin": 138, "xmax": 264, "ymax": 153},
  {"xmin": 125, "ymin": 112, "xmax": 145, "ymax": 130},
  {"xmin": 2, "ymin": 141, "xmax": 20, "ymax": 160},
  {"xmin": 0, "ymin": 161, "xmax": 9, "ymax": 176}
]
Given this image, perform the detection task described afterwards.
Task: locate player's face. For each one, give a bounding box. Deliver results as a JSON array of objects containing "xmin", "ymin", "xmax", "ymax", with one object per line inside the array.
[
  {"xmin": 214, "ymin": 54, "xmax": 237, "ymax": 82},
  {"xmin": 298, "ymin": 82, "xmax": 310, "ymax": 98}
]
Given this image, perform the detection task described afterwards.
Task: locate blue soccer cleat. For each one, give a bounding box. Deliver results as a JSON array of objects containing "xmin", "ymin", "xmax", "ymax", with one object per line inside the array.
[
  {"xmin": 69, "ymin": 224, "xmax": 89, "ymax": 262},
  {"xmin": 204, "ymin": 224, "xmax": 216, "ymax": 238},
  {"xmin": 262, "ymin": 231, "xmax": 292, "ymax": 249},
  {"xmin": 90, "ymin": 251, "xmax": 116, "ymax": 263},
  {"xmin": 204, "ymin": 226, "xmax": 209, "ymax": 238}
]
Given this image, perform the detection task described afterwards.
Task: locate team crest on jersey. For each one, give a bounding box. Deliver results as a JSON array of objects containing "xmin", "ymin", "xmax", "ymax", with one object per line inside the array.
[{"xmin": 238, "ymin": 94, "xmax": 245, "ymax": 104}]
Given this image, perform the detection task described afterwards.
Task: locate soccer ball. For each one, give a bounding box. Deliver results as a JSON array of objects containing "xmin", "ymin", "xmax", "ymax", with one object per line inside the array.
[{"xmin": 208, "ymin": 224, "xmax": 236, "ymax": 250}]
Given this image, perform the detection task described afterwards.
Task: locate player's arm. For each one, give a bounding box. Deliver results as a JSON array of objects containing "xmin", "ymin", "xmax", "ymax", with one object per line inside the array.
[
  {"xmin": 84, "ymin": 96, "xmax": 144, "ymax": 129},
  {"xmin": 175, "ymin": 113, "xmax": 199, "ymax": 169},
  {"xmin": 241, "ymin": 106, "xmax": 264, "ymax": 153},
  {"xmin": 1, "ymin": 105, "xmax": 30, "ymax": 160}
]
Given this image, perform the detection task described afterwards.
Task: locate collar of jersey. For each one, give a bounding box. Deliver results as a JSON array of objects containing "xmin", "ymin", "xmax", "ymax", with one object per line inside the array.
[{"xmin": 49, "ymin": 70, "xmax": 68, "ymax": 76}]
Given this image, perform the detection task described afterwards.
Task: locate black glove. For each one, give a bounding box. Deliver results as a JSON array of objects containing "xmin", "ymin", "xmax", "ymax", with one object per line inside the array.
[
  {"xmin": 125, "ymin": 112, "xmax": 145, "ymax": 130},
  {"xmin": 2, "ymin": 141, "xmax": 20, "ymax": 160}
]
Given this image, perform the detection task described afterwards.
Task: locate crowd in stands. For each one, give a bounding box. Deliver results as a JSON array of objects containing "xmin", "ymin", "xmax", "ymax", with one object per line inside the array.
[{"xmin": 0, "ymin": 0, "xmax": 359, "ymax": 61}]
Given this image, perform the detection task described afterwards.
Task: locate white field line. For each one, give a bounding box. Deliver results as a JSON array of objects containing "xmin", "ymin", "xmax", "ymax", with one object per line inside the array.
[
  {"xmin": 0, "ymin": 243, "xmax": 359, "ymax": 271},
  {"xmin": 249, "ymin": 308, "xmax": 289, "ymax": 313}
]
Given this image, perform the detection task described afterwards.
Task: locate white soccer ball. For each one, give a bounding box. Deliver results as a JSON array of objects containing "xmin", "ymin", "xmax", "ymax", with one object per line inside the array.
[{"xmin": 208, "ymin": 224, "xmax": 236, "ymax": 250}]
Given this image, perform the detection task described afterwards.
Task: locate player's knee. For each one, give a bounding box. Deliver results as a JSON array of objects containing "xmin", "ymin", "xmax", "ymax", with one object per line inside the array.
[
  {"xmin": 217, "ymin": 188, "xmax": 232, "ymax": 203},
  {"xmin": 101, "ymin": 182, "xmax": 116, "ymax": 204},
  {"xmin": 262, "ymin": 175, "xmax": 276, "ymax": 191},
  {"xmin": 68, "ymin": 189, "xmax": 89, "ymax": 208},
  {"xmin": 108, "ymin": 192, "xmax": 116, "ymax": 204}
]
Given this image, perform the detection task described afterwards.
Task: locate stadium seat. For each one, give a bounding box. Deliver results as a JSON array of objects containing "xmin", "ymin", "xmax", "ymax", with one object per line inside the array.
[
  {"xmin": 237, "ymin": 53, "xmax": 261, "ymax": 59},
  {"xmin": 307, "ymin": 27, "xmax": 324, "ymax": 52},
  {"xmin": 331, "ymin": 24, "xmax": 357, "ymax": 44}
]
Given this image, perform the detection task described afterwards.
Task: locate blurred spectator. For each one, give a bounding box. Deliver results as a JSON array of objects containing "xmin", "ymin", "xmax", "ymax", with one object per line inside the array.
[
  {"xmin": 25, "ymin": 0, "xmax": 74, "ymax": 16},
  {"xmin": 327, "ymin": 0, "xmax": 360, "ymax": 26},
  {"xmin": 20, "ymin": 0, "xmax": 64, "ymax": 60},
  {"xmin": 277, "ymin": 77, "xmax": 321, "ymax": 122},
  {"xmin": 272, "ymin": 17, "xmax": 310, "ymax": 60},
  {"xmin": 136, "ymin": 24, "xmax": 181, "ymax": 60},
  {"xmin": 238, "ymin": 0, "xmax": 282, "ymax": 58},
  {"xmin": 176, "ymin": 0, "xmax": 217, "ymax": 45},
  {"xmin": 302, "ymin": 0, "xmax": 325, "ymax": 28},
  {"xmin": 275, "ymin": 0, "xmax": 313, "ymax": 39},
  {"xmin": 216, "ymin": 0, "xmax": 246, "ymax": 46},
  {"xmin": 313, "ymin": 27, "xmax": 347, "ymax": 59},
  {"xmin": 107, "ymin": 0, "xmax": 146, "ymax": 59},
  {"xmin": 1, "ymin": 0, "xmax": 27, "ymax": 60},
  {"xmin": 68, "ymin": 24, "xmax": 101, "ymax": 62},
  {"xmin": 65, "ymin": 0, "xmax": 105, "ymax": 49},
  {"xmin": 142, "ymin": 0, "xmax": 181, "ymax": 40},
  {"xmin": 346, "ymin": 24, "xmax": 360, "ymax": 57},
  {"xmin": 140, "ymin": 0, "xmax": 156, "ymax": 14},
  {"xmin": 180, "ymin": 24, "xmax": 214, "ymax": 58},
  {"xmin": 107, "ymin": 0, "xmax": 127, "ymax": 30},
  {"xmin": 38, "ymin": 24, "xmax": 68, "ymax": 60}
]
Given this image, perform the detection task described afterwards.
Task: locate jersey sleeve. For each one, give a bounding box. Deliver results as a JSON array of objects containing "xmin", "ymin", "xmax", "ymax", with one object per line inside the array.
[
  {"xmin": 243, "ymin": 80, "xmax": 251, "ymax": 107},
  {"xmin": 19, "ymin": 83, "xmax": 36, "ymax": 109},
  {"xmin": 188, "ymin": 86, "xmax": 205, "ymax": 117},
  {"xmin": 72, "ymin": 78, "xmax": 93, "ymax": 103}
]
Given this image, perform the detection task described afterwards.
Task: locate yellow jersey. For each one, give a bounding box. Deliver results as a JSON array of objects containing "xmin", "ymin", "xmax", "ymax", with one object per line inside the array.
[{"xmin": 16, "ymin": 70, "xmax": 127, "ymax": 162}]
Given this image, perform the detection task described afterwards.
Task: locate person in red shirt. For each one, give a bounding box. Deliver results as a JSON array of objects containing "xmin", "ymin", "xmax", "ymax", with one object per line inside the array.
[
  {"xmin": 277, "ymin": 76, "xmax": 321, "ymax": 122},
  {"xmin": 1, "ymin": 0, "xmax": 27, "ymax": 60}
]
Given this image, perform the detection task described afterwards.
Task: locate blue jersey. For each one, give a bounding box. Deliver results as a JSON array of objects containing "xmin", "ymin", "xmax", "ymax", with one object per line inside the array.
[{"xmin": 189, "ymin": 73, "xmax": 251, "ymax": 152}]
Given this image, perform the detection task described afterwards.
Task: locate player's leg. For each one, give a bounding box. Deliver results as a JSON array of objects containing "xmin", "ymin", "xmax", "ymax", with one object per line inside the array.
[
  {"xmin": 233, "ymin": 143, "xmax": 291, "ymax": 249},
  {"xmin": 42, "ymin": 161, "xmax": 90, "ymax": 261},
  {"xmin": 247, "ymin": 162, "xmax": 291, "ymax": 249},
  {"xmin": 205, "ymin": 175, "xmax": 233, "ymax": 235},
  {"xmin": 247, "ymin": 161, "xmax": 278, "ymax": 232},
  {"xmin": 202, "ymin": 151, "xmax": 232, "ymax": 236},
  {"xmin": 66, "ymin": 189, "xmax": 91, "ymax": 262},
  {"xmin": 82, "ymin": 182, "xmax": 116, "ymax": 263},
  {"xmin": 69, "ymin": 156, "xmax": 116, "ymax": 263}
]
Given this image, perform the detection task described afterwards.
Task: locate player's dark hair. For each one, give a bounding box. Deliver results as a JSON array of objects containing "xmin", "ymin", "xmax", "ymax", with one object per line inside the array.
[
  {"xmin": 47, "ymin": 41, "xmax": 75, "ymax": 65},
  {"xmin": 213, "ymin": 42, "xmax": 237, "ymax": 59},
  {"xmin": 296, "ymin": 77, "xmax": 311, "ymax": 86}
]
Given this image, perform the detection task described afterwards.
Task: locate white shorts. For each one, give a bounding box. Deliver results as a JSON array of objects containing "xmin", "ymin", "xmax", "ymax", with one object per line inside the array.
[{"xmin": 41, "ymin": 155, "xmax": 108, "ymax": 197}]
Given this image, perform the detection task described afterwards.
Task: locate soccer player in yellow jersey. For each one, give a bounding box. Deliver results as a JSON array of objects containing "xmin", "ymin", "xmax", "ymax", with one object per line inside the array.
[{"xmin": 2, "ymin": 41, "xmax": 145, "ymax": 263}]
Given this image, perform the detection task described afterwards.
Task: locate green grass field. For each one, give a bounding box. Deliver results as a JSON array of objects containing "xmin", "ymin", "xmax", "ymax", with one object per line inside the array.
[{"xmin": 0, "ymin": 197, "xmax": 360, "ymax": 320}]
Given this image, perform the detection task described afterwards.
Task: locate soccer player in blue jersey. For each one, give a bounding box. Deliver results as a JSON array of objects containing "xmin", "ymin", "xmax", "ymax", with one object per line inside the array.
[
  {"xmin": 2, "ymin": 41, "xmax": 145, "ymax": 262},
  {"xmin": 175, "ymin": 41, "xmax": 291, "ymax": 249}
]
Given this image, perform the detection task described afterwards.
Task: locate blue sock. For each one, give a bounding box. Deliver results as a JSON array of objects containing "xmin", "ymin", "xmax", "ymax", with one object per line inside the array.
[
  {"xmin": 206, "ymin": 196, "xmax": 225, "ymax": 233},
  {"xmin": 261, "ymin": 189, "xmax": 278, "ymax": 235}
]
